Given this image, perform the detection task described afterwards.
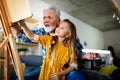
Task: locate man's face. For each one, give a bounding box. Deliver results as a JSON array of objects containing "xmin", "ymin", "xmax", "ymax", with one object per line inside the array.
[{"xmin": 43, "ymin": 10, "xmax": 59, "ymax": 32}]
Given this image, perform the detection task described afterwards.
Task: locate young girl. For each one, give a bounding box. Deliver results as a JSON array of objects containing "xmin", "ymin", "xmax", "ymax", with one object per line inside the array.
[{"xmin": 20, "ymin": 19, "xmax": 78, "ymax": 80}]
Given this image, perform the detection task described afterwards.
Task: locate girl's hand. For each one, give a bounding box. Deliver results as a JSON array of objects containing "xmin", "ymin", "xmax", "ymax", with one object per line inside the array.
[
  {"xmin": 11, "ymin": 22, "xmax": 21, "ymax": 37},
  {"xmin": 19, "ymin": 20, "xmax": 25, "ymax": 26},
  {"xmin": 50, "ymin": 72, "xmax": 61, "ymax": 80}
]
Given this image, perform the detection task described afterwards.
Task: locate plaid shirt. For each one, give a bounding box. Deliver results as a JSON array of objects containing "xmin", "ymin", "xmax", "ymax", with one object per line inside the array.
[{"xmin": 16, "ymin": 28, "xmax": 84, "ymax": 58}]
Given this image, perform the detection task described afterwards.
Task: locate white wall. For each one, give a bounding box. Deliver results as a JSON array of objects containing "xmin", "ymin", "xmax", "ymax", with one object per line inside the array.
[
  {"xmin": 104, "ymin": 29, "xmax": 120, "ymax": 55},
  {"xmin": 28, "ymin": 0, "xmax": 104, "ymax": 55},
  {"xmin": 60, "ymin": 12, "xmax": 104, "ymax": 49}
]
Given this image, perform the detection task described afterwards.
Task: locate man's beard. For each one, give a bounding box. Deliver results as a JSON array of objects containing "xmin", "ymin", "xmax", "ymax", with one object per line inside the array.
[{"xmin": 44, "ymin": 26, "xmax": 56, "ymax": 33}]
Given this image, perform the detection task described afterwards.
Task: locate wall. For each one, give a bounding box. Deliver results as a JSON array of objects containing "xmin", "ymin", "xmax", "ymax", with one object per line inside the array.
[
  {"xmin": 104, "ymin": 29, "xmax": 120, "ymax": 56},
  {"xmin": 28, "ymin": 0, "xmax": 104, "ymax": 55},
  {"xmin": 60, "ymin": 12, "xmax": 104, "ymax": 49}
]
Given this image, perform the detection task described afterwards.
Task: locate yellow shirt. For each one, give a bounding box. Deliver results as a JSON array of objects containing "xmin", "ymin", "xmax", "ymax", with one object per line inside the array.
[{"xmin": 38, "ymin": 35, "xmax": 77, "ymax": 80}]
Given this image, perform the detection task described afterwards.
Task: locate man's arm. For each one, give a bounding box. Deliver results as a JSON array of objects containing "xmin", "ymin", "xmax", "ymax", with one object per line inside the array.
[
  {"xmin": 76, "ymin": 36, "xmax": 96, "ymax": 60},
  {"xmin": 11, "ymin": 20, "xmax": 45, "ymax": 44},
  {"xmin": 76, "ymin": 36, "xmax": 83, "ymax": 57},
  {"xmin": 11, "ymin": 21, "xmax": 34, "ymax": 43}
]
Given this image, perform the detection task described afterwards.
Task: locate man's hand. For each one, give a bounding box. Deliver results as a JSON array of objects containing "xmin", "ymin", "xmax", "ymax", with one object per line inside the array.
[{"xmin": 81, "ymin": 53, "xmax": 97, "ymax": 60}]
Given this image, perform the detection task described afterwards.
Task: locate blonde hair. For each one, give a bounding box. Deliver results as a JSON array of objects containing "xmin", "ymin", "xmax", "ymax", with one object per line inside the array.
[
  {"xmin": 62, "ymin": 19, "xmax": 76, "ymax": 63},
  {"xmin": 49, "ymin": 19, "xmax": 76, "ymax": 67}
]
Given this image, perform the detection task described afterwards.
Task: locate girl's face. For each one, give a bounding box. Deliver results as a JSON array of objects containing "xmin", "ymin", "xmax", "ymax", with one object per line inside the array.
[{"xmin": 55, "ymin": 21, "xmax": 71, "ymax": 38}]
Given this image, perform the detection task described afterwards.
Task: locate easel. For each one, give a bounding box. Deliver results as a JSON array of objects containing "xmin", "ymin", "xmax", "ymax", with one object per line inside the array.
[{"xmin": 0, "ymin": 0, "xmax": 28, "ymax": 80}]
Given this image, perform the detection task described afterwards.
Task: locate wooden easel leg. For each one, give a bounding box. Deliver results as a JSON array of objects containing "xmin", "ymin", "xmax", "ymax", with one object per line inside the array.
[
  {"xmin": 0, "ymin": 0, "xmax": 24, "ymax": 79},
  {"xmin": 4, "ymin": 45, "xmax": 10, "ymax": 80}
]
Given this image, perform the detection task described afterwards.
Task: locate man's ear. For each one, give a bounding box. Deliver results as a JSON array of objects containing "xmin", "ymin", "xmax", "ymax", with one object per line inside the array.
[
  {"xmin": 57, "ymin": 18, "xmax": 61, "ymax": 25},
  {"xmin": 59, "ymin": 18, "xmax": 61, "ymax": 21}
]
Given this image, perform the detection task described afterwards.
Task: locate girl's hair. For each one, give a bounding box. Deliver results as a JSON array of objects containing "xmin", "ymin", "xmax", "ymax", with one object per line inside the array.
[
  {"xmin": 62, "ymin": 19, "xmax": 76, "ymax": 62},
  {"xmin": 49, "ymin": 19, "xmax": 76, "ymax": 67},
  {"xmin": 43, "ymin": 5, "xmax": 61, "ymax": 19}
]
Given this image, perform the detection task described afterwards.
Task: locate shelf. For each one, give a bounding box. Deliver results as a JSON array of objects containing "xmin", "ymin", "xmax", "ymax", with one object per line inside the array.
[
  {"xmin": 16, "ymin": 42, "xmax": 38, "ymax": 55},
  {"xmin": 16, "ymin": 42, "xmax": 37, "ymax": 46}
]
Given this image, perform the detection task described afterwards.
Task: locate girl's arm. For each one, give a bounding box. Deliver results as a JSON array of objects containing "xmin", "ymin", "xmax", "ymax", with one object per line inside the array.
[
  {"xmin": 19, "ymin": 20, "xmax": 36, "ymax": 42},
  {"xmin": 50, "ymin": 66, "xmax": 75, "ymax": 80},
  {"xmin": 59, "ymin": 66, "xmax": 74, "ymax": 76}
]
